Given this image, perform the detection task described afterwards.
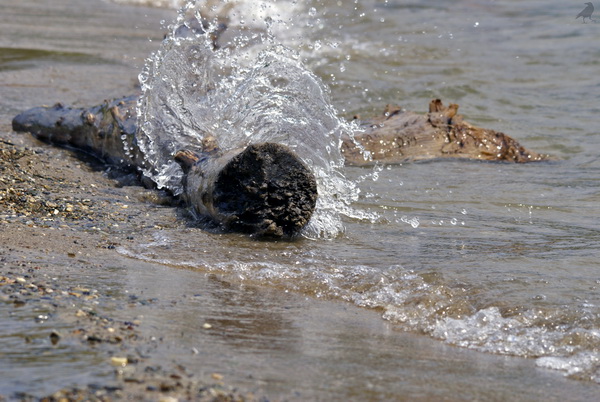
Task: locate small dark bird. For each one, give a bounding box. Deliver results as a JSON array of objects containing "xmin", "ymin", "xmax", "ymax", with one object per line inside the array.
[{"xmin": 576, "ymin": 2, "xmax": 595, "ymax": 23}]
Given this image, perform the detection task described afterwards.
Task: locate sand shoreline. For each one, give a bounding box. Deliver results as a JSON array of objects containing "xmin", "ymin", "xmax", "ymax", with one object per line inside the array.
[{"xmin": 0, "ymin": 131, "xmax": 262, "ymax": 400}]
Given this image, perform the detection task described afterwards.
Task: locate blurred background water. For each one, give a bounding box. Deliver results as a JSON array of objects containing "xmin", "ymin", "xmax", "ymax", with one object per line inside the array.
[{"xmin": 1, "ymin": 0, "xmax": 600, "ymax": 399}]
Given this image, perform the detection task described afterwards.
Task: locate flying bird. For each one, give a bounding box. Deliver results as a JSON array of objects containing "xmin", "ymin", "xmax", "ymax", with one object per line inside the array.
[{"xmin": 576, "ymin": 2, "xmax": 595, "ymax": 23}]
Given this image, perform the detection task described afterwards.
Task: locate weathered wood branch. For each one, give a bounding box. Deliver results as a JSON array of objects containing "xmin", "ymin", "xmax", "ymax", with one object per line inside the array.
[
  {"xmin": 11, "ymin": 96, "xmax": 144, "ymax": 170},
  {"xmin": 342, "ymin": 100, "xmax": 548, "ymax": 165}
]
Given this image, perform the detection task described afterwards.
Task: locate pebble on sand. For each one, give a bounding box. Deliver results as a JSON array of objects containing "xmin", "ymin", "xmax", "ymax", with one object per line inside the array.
[{"xmin": 110, "ymin": 356, "xmax": 128, "ymax": 367}]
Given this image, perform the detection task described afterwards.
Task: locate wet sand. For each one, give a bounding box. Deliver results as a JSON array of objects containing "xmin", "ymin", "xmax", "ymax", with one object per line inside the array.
[
  {"xmin": 2, "ymin": 0, "xmax": 600, "ymax": 400},
  {"xmin": 0, "ymin": 130, "xmax": 256, "ymax": 400}
]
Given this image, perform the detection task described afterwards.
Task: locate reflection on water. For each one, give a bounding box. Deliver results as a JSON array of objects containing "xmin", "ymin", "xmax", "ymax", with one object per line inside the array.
[{"xmin": 189, "ymin": 275, "xmax": 300, "ymax": 352}]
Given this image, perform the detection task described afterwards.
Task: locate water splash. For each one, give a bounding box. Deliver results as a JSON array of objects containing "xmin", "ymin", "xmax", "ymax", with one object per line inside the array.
[{"xmin": 136, "ymin": 0, "xmax": 361, "ymax": 237}]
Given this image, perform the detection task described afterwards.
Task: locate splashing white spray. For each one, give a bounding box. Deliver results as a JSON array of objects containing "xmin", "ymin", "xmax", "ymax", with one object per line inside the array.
[{"xmin": 136, "ymin": 0, "xmax": 368, "ymax": 238}]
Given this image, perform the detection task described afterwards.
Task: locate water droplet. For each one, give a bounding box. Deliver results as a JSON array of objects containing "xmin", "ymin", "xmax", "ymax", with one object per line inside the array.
[
  {"xmin": 308, "ymin": 7, "xmax": 317, "ymax": 17},
  {"xmin": 401, "ymin": 216, "xmax": 420, "ymax": 228}
]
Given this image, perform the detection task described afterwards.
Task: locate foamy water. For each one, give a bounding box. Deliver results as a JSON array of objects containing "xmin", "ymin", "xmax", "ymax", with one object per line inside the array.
[{"xmin": 126, "ymin": 0, "xmax": 600, "ymax": 385}]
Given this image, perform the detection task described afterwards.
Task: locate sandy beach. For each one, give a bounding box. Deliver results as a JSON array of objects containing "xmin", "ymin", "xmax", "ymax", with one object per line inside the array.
[
  {"xmin": 0, "ymin": 0, "xmax": 256, "ymax": 398},
  {"xmin": 0, "ymin": 128, "xmax": 258, "ymax": 400}
]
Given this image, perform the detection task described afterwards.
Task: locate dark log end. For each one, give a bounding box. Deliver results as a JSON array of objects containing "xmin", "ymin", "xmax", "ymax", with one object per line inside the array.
[{"xmin": 213, "ymin": 143, "xmax": 318, "ymax": 238}]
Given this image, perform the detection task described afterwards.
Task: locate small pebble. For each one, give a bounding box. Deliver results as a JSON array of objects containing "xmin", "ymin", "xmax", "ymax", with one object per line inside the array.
[
  {"xmin": 159, "ymin": 397, "xmax": 179, "ymax": 402},
  {"xmin": 50, "ymin": 330, "xmax": 61, "ymax": 345},
  {"xmin": 110, "ymin": 356, "xmax": 128, "ymax": 367}
]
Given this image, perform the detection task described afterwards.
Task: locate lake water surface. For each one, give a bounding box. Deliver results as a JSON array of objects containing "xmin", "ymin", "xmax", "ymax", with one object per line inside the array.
[{"xmin": 1, "ymin": 0, "xmax": 600, "ymax": 399}]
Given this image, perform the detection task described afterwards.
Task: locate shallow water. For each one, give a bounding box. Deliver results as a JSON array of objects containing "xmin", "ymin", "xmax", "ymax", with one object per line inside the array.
[
  {"xmin": 130, "ymin": 0, "xmax": 600, "ymax": 379},
  {"xmin": 1, "ymin": 0, "xmax": 600, "ymax": 398}
]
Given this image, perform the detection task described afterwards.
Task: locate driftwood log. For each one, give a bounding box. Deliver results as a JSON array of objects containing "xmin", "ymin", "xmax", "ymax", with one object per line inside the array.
[
  {"xmin": 173, "ymin": 143, "xmax": 317, "ymax": 237},
  {"xmin": 11, "ymin": 97, "xmax": 547, "ymax": 237},
  {"xmin": 11, "ymin": 97, "xmax": 317, "ymax": 237}
]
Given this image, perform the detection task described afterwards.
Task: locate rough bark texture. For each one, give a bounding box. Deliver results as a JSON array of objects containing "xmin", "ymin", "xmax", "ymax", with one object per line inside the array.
[
  {"xmin": 341, "ymin": 100, "xmax": 549, "ymax": 165},
  {"xmin": 12, "ymin": 97, "xmax": 548, "ymax": 236},
  {"xmin": 175, "ymin": 142, "xmax": 317, "ymax": 237},
  {"xmin": 12, "ymin": 96, "xmax": 143, "ymax": 170}
]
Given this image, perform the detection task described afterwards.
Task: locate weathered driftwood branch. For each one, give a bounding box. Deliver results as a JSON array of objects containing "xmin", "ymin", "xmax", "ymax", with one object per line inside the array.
[
  {"xmin": 11, "ymin": 96, "xmax": 143, "ymax": 169},
  {"xmin": 11, "ymin": 96, "xmax": 548, "ymax": 236},
  {"xmin": 342, "ymin": 100, "xmax": 548, "ymax": 165}
]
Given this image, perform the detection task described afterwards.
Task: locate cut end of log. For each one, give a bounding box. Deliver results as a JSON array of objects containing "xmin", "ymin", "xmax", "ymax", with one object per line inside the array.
[{"xmin": 213, "ymin": 143, "xmax": 318, "ymax": 238}]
